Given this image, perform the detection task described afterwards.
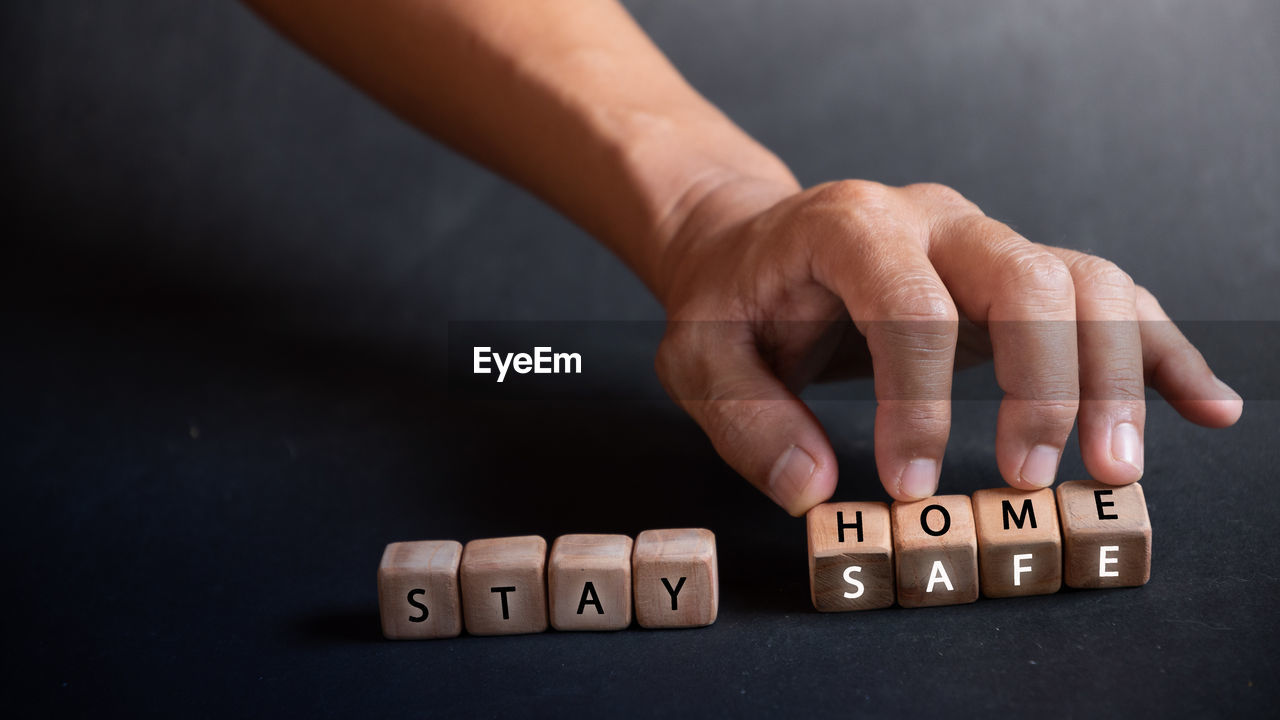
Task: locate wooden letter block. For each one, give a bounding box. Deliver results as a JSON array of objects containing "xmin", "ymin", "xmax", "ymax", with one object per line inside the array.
[
  {"xmin": 1057, "ymin": 480, "xmax": 1151, "ymax": 588},
  {"xmin": 632, "ymin": 528, "xmax": 718, "ymax": 629},
  {"xmin": 377, "ymin": 540, "xmax": 463, "ymax": 640},
  {"xmin": 805, "ymin": 502, "xmax": 895, "ymax": 612},
  {"xmin": 891, "ymin": 495, "xmax": 979, "ymax": 608},
  {"xmin": 548, "ymin": 534, "xmax": 634, "ymax": 631},
  {"xmin": 459, "ymin": 535, "xmax": 548, "ymax": 636},
  {"xmin": 972, "ymin": 488, "xmax": 1062, "ymax": 598}
]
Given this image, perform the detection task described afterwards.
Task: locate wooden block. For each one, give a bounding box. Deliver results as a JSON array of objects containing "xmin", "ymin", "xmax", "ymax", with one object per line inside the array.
[
  {"xmin": 972, "ymin": 488, "xmax": 1062, "ymax": 598},
  {"xmin": 1057, "ymin": 480, "xmax": 1151, "ymax": 588},
  {"xmin": 805, "ymin": 502, "xmax": 895, "ymax": 612},
  {"xmin": 891, "ymin": 495, "xmax": 979, "ymax": 608},
  {"xmin": 548, "ymin": 534, "xmax": 634, "ymax": 631},
  {"xmin": 377, "ymin": 540, "xmax": 463, "ymax": 640},
  {"xmin": 632, "ymin": 528, "xmax": 718, "ymax": 629},
  {"xmin": 459, "ymin": 535, "xmax": 548, "ymax": 636}
]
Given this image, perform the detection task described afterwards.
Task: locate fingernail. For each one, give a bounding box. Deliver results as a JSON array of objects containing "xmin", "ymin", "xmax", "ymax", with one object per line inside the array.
[
  {"xmin": 769, "ymin": 445, "xmax": 816, "ymax": 508},
  {"xmin": 1111, "ymin": 422, "xmax": 1143, "ymax": 474},
  {"xmin": 898, "ymin": 458, "xmax": 939, "ymax": 500},
  {"xmin": 1020, "ymin": 444, "xmax": 1060, "ymax": 488},
  {"xmin": 1213, "ymin": 375, "xmax": 1242, "ymax": 402}
]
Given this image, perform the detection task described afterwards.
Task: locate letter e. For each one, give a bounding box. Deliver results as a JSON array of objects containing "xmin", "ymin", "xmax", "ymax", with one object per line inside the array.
[
  {"xmin": 473, "ymin": 347, "xmax": 491, "ymax": 374},
  {"xmin": 1099, "ymin": 545, "xmax": 1119, "ymax": 577}
]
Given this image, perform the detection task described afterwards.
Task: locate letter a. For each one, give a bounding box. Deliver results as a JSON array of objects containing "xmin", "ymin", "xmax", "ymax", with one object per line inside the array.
[
  {"xmin": 577, "ymin": 581, "xmax": 604, "ymax": 615},
  {"xmin": 926, "ymin": 560, "xmax": 954, "ymax": 593}
]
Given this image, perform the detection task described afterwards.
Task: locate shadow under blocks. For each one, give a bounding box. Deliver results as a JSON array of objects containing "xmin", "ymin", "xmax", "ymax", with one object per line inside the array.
[{"xmin": 806, "ymin": 480, "xmax": 1151, "ymax": 611}]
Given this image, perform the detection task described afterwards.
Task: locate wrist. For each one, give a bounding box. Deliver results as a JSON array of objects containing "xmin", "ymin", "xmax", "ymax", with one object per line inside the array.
[
  {"xmin": 598, "ymin": 104, "xmax": 798, "ymax": 302},
  {"xmin": 649, "ymin": 167, "xmax": 798, "ymax": 308}
]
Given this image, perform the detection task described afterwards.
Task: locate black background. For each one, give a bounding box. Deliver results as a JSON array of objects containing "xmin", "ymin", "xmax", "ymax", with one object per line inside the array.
[{"xmin": 3, "ymin": 0, "xmax": 1278, "ymax": 716}]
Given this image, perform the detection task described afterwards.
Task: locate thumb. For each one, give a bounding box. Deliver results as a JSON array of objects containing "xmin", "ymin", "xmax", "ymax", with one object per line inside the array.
[{"xmin": 656, "ymin": 322, "xmax": 838, "ymax": 516}]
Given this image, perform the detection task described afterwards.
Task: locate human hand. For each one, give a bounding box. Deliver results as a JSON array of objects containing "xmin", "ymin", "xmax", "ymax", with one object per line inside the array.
[
  {"xmin": 654, "ymin": 178, "xmax": 1243, "ymax": 515},
  {"xmin": 248, "ymin": 0, "xmax": 1243, "ymax": 516}
]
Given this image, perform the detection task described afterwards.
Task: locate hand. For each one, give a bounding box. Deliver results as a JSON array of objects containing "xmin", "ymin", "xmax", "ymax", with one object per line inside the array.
[
  {"xmin": 246, "ymin": 1, "xmax": 1244, "ymax": 515},
  {"xmin": 654, "ymin": 177, "xmax": 1243, "ymax": 515}
]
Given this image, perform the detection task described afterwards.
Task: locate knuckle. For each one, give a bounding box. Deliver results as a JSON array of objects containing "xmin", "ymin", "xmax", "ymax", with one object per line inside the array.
[
  {"xmin": 1073, "ymin": 255, "xmax": 1135, "ymax": 300},
  {"xmin": 1023, "ymin": 398, "xmax": 1081, "ymax": 428},
  {"xmin": 877, "ymin": 276, "xmax": 959, "ymax": 324},
  {"xmin": 905, "ymin": 182, "xmax": 979, "ymax": 213},
  {"xmin": 865, "ymin": 278, "xmax": 958, "ymax": 365},
  {"xmin": 701, "ymin": 386, "xmax": 774, "ymax": 448},
  {"xmin": 998, "ymin": 245, "xmax": 1075, "ymax": 308},
  {"xmin": 1085, "ymin": 377, "xmax": 1146, "ymax": 403},
  {"xmin": 887, "ymin": 400, "xmax": 952, "ymax": 433},
  {"xmin": 812, "ymin": 179, "xmax": 891, "ymax": 208},
  {"xmin": 799, "ymin": 180, "xmax": 907, "ymax": 251}
]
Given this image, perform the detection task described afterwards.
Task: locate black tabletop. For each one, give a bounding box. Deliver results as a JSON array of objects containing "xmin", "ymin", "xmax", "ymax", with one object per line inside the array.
[{"xmin": 4, "ymin": 0, "xmax": 1278, "ymax": 716}]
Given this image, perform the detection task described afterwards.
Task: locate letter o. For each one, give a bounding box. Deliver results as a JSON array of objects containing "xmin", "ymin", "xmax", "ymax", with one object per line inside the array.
[{"xmin": 920, "ymin": 504, "xmax": 951, "ymax": 537}]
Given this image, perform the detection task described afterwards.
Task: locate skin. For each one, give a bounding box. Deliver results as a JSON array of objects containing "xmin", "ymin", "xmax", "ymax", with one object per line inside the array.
[{"xmin": 246, "ymin": 0, "xmax": 1242, "ymax": 515}]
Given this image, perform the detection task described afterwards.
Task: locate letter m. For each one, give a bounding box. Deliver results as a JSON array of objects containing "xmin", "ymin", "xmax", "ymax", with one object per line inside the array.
[{"xmin": 1002, "ymin": 498, "xmax": 1037, "ymax": 530}]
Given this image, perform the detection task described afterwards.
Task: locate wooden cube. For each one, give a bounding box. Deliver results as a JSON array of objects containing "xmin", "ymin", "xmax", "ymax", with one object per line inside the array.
[
  {"xmin": 377, "ymin": 540, "xmax": 463, "ymax": 640},
  {"xmin": 805, "ymin": 502, "xmax": 895, "ymax": 612},
  {"xmin": 972, "ymin": 488, "xmax": 1062, "ymax": 598},
  {"xmin": 632, "ymin": 528, "xmax": 718, "ymax": 629},
  {"xmin": 1057, "ymin": 480, "xmax": 1151, "ymax": 588},
  {"xmin": 548, "ymin": 534, "xmax": 634, "ymax": 631},
  {"xmin": 459, "ymin": 535, "xmax": 548, "ymax": 636},
  {"xmin": 891, "ymin": 495, "xmax": 979, "ymax": 608}
]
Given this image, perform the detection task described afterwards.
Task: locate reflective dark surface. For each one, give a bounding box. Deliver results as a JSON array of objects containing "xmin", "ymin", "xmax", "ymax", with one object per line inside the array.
[{"xmin": 3, "ymin": 0, "xmax": 1277, "ymax": 715}]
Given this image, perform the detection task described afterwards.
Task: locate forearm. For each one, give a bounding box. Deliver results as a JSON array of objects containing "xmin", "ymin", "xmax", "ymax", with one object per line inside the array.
[{"xmin": 244, "ymin": 0, "xmax": 798, "ymax": 296}]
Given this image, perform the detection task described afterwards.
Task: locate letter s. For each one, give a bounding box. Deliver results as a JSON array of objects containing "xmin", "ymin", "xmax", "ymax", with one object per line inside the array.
[
  {"xmin": 843, "ymin": 565, "xmax": 865, "ymax": 599},
  {"xmin": 407, "ymin": 589, "xmax": 429, "ymax": 623}
]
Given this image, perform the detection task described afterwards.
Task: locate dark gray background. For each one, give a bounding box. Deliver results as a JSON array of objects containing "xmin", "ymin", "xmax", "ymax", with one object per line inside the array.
[{"xmin": 2, "ymin": 0, "xmax": 1278, "ymax": 716}]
